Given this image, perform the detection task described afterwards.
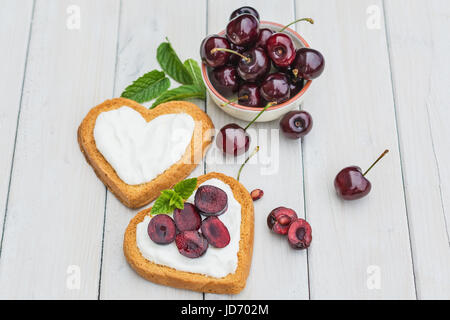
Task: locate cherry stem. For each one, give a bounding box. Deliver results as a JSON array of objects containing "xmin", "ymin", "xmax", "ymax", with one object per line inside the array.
[
  {"xmin": 244, "ymin": 102, "xmax": 276, "ymax": 131},
  {"xmin": 363, "ymin": 149, "xmax": 389, "ymax": 176},
  {"xmin": 220, "ymin": 95, "xmax": 248, "ymax": 107},
  {"xmin": 210, "ymin": 48, "xmax": 250, "ymax": 62},
  {"xmin": 279, "ymin": 17, "xmax": 314, "ymax": 33},
  {"xmin": 237, "ymin": 146, "xmax": 260, "ymax": 181}
]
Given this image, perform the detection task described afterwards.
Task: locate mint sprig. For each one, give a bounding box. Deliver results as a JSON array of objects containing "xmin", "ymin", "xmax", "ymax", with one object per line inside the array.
[
  {"xmin": 150, "ymin": 178, "xmax": 198, "ymax": 215},
  {"xmin": 157, "ymin": 41, "xmax": 193, "ymax": 85},
  {"xmin": 121, "ymin": 70, "xmax": 170, "ymax": 103},
  {"xmin": 151, "ymin": 85, "xmax": 205, "ymax": 109},
  {"xmin": 120, "ymin": 39, "xmax": 205, "ymax": 108}
]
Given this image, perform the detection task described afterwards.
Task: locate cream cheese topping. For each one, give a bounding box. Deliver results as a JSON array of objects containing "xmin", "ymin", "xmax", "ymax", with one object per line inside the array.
[{"xmin": 93, "ymin": 106, "xmax": 195, "ymax": 185}]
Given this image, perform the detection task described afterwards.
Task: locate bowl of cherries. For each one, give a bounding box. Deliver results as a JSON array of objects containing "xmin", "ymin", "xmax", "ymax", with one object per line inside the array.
[{"xmin": 200, "ymin": 6, "xmax": 325, "ymax": 122}]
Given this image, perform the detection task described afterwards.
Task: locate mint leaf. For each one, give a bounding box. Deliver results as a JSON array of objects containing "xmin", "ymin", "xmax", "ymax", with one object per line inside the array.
[
  {"xmin": 174, "ymin": 178, "xmax": 197, "ymax": 200},
  {"xmin": 151, "ymin": 85, "xmax": 205, "ymax": 108},
  {"xmin": 169, "ymin": 192, "xmax": 184, "ymax": 209},
  {"xmin": 121, "ymin": 70, "xmax": 170, "ymax": 103},
  {"xmin": 157, "ymin": 41, "xmax": 193, "ymax": 85},
  {"xmin": 150, "ymin": 190, "xmax": 173, "ymax": 215},
  {"xmin": 183, "ymin": 59, "xmax": 204, "ymax": 88}
]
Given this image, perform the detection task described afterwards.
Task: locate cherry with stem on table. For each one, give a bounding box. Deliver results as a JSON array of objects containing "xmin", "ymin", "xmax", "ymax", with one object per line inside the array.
[
  {"xmin": 216, "ymin": 102, "xmax": 276, "ymax": 156},
  {"xmin": 334, "ymin": 149, "xmax": 389, "ymax": 200}
]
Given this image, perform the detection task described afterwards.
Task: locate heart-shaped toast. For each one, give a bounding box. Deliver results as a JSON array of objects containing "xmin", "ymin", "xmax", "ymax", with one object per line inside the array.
[
  {"xmin": 124, "ymin": 172, "xmax": 254, "ymax": 294},
  {"xmin": 78, "ymin": 98, "xmax": 214, "ymax": 208}
]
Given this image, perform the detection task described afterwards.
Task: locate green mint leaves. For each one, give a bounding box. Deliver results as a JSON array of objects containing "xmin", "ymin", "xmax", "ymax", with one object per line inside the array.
[
  {"xmin": 151, "ymin": 85, "xmax": 205, "ymax": 108},
  {"xmin": 121, "ymin": 70, "xmax": 170, "ymax": 103},
  {"xmin": 121, "ymin": 39, "xmax": 205, "ymax": 108},
  {"xmin": 150, "ymin": 178, "xmax": 198, "ymax": 215},
  {"xmin": 157, "ymin": 42, "xmax": 193, "ymax": 85}
]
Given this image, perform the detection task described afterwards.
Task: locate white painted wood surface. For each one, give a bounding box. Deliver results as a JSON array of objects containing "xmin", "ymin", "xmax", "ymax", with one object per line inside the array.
[
  {"xmin": 384, "ymin": 0, "xmax": 450, "ymax": 299},
  {"xmin": 0, "ymin": 0, "xmax": 120, "ymax": 299},
  {"xmin": 295, "ymin": 0, "xmax": 416, "ymax": 299},
  {"xmin": 0, "ymin": 0, "xmax": 34, "ymax": 253},
  {"xmin": 0, "ymin": 0, "xmax": 448, "ymax": 299}
]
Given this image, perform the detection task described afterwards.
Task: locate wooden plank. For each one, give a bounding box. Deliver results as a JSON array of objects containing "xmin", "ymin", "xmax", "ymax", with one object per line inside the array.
[
  {"xmin": 0, "ymin": 0, "xmax": 34, "ymax": 251},
  {"xmin": 205, "ymin": 0, "xmax": 309, "ymax": 299},
  {"xmin": 295, "ymin": 0, "xmax": 416, "ymax": 299},
  {"xmin": 384, "ymin": 0, "xmax": 450, "ymax": 299},
  {"xmin": 0, "ymin": 0, "xmax": 120, "ymax": 299},
  {"xmin": 99, "ymin": 0, "xmax": 206, "ymax": 299}
]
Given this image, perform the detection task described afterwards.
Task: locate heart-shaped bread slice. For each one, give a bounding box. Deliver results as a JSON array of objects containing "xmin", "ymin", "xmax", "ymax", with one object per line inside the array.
[
  {"xmin": 123, "ymin": 172, "xmax": 254, "ymax": 294},
  {"xmin": 78, "ymin": 98, "xmax": 214, "ymax": 209}
]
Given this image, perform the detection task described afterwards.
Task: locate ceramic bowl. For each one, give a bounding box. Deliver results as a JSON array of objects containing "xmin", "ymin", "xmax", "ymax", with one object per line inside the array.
[{"xmin": 201, "ymin": 21, "xmax": 312, "ymax": 122}]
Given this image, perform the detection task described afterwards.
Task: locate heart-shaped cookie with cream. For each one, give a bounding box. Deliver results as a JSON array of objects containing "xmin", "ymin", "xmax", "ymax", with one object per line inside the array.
[{"xmin": 78, "ymin": 97, "xmax": 214, "ymax": 208}]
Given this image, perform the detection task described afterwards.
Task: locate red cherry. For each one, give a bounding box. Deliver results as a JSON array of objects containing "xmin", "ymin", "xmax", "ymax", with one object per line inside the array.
[
  {"xmin": 175, "ymin": 231, "xmax": 208, "ymax": 258},
  {"xmin": 259, "ymin": 72, "xmax": 290, "ymax": 104},
  {"xmin": 266, "ymin": 33, "xmax": 297, "ymax": 67},
  {"xmin": 226, "ymin": 14, "xmax": 259, "ymax": 46},
  {"xmin": 267, "ymin": 207, "xmax": 298, "ymax": 235},
  {"xmin": 334, "ymin": 150, "xmax": 389, "ymax": 200},
  {"xmin": 210, "ymin": 65, "xmax": 239, "ymax": 96},
  {"xmin": 287, "ymin": 219, "xmax": 312, "ymax": 249},
  {"xmin": 229, "ymin": 6, "xmax": 260, "ymax": 21},
  {"xmin": 280, "ymin": 110, "xmax": 313, "ymax": 139},
  {"xmin": 255, "ymin": 28, "xmax": 274, "ymax": 50},
  {"xmin": 291, "ymin": 48, "xmax": 325, "ymax": 80},
  {"xmin": 216, "ymin": 123, "xmax": 250, "ymax": 156},
  {"xmin": 200, "ymin": 35, "xmax": 230, "ymax": 68},
  {"xmin": 201, "ymin": 216, "xmax": 231, "ymax": 248},
  {"xmin": 147, "ymin": 215, "xmax": 176, "ymax": 244}
]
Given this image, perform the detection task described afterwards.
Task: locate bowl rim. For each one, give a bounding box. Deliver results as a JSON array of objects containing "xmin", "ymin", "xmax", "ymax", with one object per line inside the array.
[{"xmin": 201, "ymin": 20, "xmax": 312, "ymax": 112}]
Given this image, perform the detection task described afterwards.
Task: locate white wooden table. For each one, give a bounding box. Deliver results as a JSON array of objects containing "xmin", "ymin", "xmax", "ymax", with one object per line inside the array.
[{"xmin": 0, "ymin": 0, "xmax": 449, "ymax": 300}]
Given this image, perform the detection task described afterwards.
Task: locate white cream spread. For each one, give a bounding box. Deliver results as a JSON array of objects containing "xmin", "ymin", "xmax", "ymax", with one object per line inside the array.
[
  {"xmin": 136, "ymin": 178, "xmax": 241, "ymax": 278},
  {"xmin": 93, "ymin": 106, "xmax": 195, "ymax": 185}
]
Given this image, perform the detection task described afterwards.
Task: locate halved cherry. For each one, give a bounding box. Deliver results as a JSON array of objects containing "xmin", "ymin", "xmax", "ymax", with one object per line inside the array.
[
  {"xmin": 287, "ymin": 219, "xmax": 312, "ymax": 249},
  {"xmin": 173, "ymin": 203, "xmax": 202, "ymax": 232},
  {"xmin": 201, "ymin": 216, "xmax": 231, "ymax": 248},
  {"xmin": 267, "ymin": 207, "xmax": 298, "ymax": 235},
  {"xmin": 147, "ymin": 214, "xmax": 176, "ymax": 244},
  {"xmin": 194, "ymin": 185, "xmax": 228, "ymax": 216},
  {"xmin": 175, "ymin": 231, "xmax": 208, "ymax": 258}
]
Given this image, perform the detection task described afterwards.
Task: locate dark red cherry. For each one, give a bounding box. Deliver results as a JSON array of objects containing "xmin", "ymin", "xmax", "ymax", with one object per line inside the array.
[
  {"xmin": 173, "ymin": 203, "xmax": 202, "ymax": 232},
  {"xmin": 200, "ymin": 35, "xmax": 231, "ymax": 68},
  {"xmin": 201, "ymin": 216, "xmax": 231, "ymax": 248},
  {"xmin": 266, "ymin": 33, "xmax": 297, "ymax": 67},
  {"xmin": 226, "ymin": 14, "xmax": 259, "ymax": 47},
  {"xmin": 237, "ymin": 47, "xmax": 270, "ymax": 82},
  {"xmin": 334, "ymin": 150, "xmax": 389, "ymax": 200},
  {"xmin": 291, "ymin": 48, "xmax": 325, "ymax": 80},
  {"xmin": 229, "ymin": 6, "xmax": 260, "ymax": 21},
  {"xmin": 287, "ymin": 219, "xmax": 312, "ymax": 250},
  {"xmin": 210, "ymin": 65, "xmax": 239, "ymax": 95},
  {"xmin": 147, "ymin": 214, "xmax": 176, "ymax": 244},
  {"xmin": 238, "ymin": 83, "xmax": 263, "ymax": 107},
  {"xmin": 280, "ymin": 110, "xmax": 313, "ymax": 139},
  {"xmin": 216, "ymin": 123, "xmax": 250, "ymax": 156},
  {"xmin": 195, "ymin": 185, "xmax": 228, "ymax": 216},
  {"xmin": 334, "ymin": 166, "xmax": 371, "ymax": 200},
  {"xmin": 289, "ymin": 78, "xmax": 305, "ymax": 97},
  {"xmin": 229, "ymin": 42, "xmax": 246, "ymax": 65},
  {"xmin": 255, "ymin": 28, "xmax": 274, "ymax": 50},
  {"xmin": 259, "ymin": 72, "xmax": 290, "ymax": 104},
  {"xmin": 267, "ymin": 207, "xmax": 298, "ymax": 235},
  {"xmin": 175, "ymin": 231, "xmax": 208, "ymax": 258}
]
